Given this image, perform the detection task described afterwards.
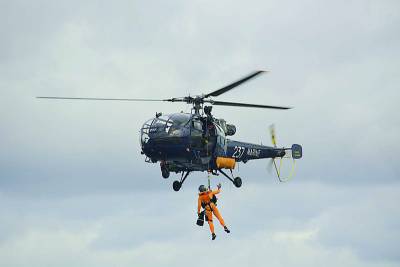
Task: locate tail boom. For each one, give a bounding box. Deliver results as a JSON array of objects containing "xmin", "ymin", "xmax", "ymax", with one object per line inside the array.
[{"xmin": 226, "ymin": 140, "xmax": 283, "ymax": 162}]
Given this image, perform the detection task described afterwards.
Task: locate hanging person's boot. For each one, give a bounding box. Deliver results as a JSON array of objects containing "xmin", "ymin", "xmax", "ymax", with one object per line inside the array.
[{"xmin": 212, "ymin": 233, "xmax": 216, "ymax": 240}]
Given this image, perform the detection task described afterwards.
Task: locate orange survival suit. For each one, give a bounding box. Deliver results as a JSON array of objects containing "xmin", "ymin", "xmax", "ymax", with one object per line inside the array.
[{"xmin": 197, "ymin": 185, "xmax": 227, "ymax": 235}]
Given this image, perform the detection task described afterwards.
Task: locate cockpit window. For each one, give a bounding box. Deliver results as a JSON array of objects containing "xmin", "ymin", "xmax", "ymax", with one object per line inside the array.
[
  {"xmin": 167, "ymin": 113, "xmax": 191, "ymax": 136},
  {"xmin": 150, "ymin": 116, "xmax": 169, "ymax": 135},
  {"xmin": 169, "ymin": 114, "xmax": 191, "ymax": 126},
  {"xmin": 143, "ymin": 113, "xmax": 191, "ymax": 138}
]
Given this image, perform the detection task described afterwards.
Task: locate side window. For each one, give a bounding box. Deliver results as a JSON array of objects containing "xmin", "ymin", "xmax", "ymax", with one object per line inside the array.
[
  {"xmin": 191, "ymin": 120, "xmax": 203, "ymax": 136},
  {"xmin": 215, "ymin": 124, "xmax": 227, "ymax": 152},
  {"xmin": 193, "ymin": 121, "xmax": 202, "ymax": 131}
]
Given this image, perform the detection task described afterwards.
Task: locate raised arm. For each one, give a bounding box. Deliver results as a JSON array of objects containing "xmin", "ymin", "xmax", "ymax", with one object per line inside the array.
[
  {"xmin": 211, "ymin": 183, "xmax": 222, "ymax": 195},
  {"xmin": 211, "ymin": 189, "xmax": 221, "ymax": 195}
]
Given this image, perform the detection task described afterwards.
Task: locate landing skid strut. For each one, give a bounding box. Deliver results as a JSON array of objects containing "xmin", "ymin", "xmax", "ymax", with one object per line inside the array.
[
  {"xmin": 218, "ymin": 169, "xmax": 242, "ymax": 188},
  {"xmin": 173, "ymin": 171, "xmax": 191, "ymax": 191}
]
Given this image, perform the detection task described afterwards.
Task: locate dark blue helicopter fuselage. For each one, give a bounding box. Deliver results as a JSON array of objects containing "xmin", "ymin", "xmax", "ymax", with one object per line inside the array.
[{"xmin": 140, "ymin": 113, "xmax": 288, "ymax": 172}]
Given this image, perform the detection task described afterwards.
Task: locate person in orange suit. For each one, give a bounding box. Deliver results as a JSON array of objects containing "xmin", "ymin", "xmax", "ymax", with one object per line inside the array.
[{"xmin": 197, "ymin": 183, "xmax": 230, "ymax": 240}]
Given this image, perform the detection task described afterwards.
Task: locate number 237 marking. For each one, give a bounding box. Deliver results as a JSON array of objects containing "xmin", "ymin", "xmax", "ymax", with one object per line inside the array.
[{"xmin": 232, "ymin": 146, "xmax": 245, "ymax": 159}]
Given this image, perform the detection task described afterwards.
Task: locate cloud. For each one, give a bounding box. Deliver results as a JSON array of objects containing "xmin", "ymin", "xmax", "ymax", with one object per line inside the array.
[
  {"xmin": 311, "ymin": 184, "xmax": 400, "ymax": 261},
  {"xmin": 0, "ymin": 182, "xmax": 399, "ymax": 267},
  {"xmin": 0, "ymin": 0, "xmax": 400, "ymax": 266}
]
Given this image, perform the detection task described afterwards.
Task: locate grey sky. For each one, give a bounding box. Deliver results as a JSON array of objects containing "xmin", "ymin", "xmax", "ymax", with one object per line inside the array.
[{"xmin": 1, "ymin": 0, "xmax": 399, "ymax": 266}]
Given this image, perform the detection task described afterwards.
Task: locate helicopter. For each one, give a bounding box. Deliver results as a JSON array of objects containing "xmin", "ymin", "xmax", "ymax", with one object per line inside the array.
[{"xmin": 37, "ymin": 70, "xmax": 302, "ymax": 191}]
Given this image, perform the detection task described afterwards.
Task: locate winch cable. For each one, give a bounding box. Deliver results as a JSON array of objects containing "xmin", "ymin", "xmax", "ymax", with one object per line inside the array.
[
  {"xmin": 208, "ymin": 171, "xmax": 211, "ymax": 190},
  {"xmin": 205, "ymin": 116, "xmax": 211, "ymax": 190}
]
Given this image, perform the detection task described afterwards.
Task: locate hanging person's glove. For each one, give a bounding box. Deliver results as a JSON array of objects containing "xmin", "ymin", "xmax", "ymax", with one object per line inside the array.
[{"xmin": 217, "ymin": 183, "xmax": 222, "ymax": 189}]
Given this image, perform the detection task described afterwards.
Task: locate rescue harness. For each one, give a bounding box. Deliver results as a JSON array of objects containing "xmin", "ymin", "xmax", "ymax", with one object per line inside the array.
[{"xmin": 199, "ymin": 192, "xmax": 218, "ymax": 222}]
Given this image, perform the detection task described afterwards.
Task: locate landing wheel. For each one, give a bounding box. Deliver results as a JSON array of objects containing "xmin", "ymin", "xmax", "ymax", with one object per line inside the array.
[
  {"xmin": 173, "ymin": 180, "xmax": 181, "ymax": 191},
  {"xmin": 161, "ymin": 167, "xmax": 170, "ymax": 179},
  {"xmin": 233, "ymin": 177, "xmax": 242, "ymax": 188}
]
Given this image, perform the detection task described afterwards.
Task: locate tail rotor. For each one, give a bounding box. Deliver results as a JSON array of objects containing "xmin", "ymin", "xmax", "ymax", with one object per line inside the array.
[
  {"xmin": 270, "ymin": 124, "xmax": 277, "ymax": 148},
  {"xmin": 267, "ymin": 124, "xmax": 302, "ymax": 182},
  {"xmin": 267, "ymin": 124, "xmax": 276, "ymax": 174}
]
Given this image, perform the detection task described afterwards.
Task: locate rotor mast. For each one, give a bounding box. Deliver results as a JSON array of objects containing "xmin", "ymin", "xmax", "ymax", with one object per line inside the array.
[
  {"xmin": 193, "ymin": 100, "xmax": 202, "ymax": 115},
  {"xmin": 192, "ymin": 96, "xmax": 204, "ymax": 115}
]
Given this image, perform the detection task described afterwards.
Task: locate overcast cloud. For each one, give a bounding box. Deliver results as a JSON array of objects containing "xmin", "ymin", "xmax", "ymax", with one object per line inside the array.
[{"xmin": 1, "ymin": 0, "xmax": 399, "ymax": 266}]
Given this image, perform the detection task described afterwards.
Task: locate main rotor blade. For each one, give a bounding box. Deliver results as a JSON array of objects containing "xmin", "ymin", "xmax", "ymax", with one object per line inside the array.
[
  {"xmin": 205, "ymin": 70, "xmax": 267, "ymax": 98},
  {"xmin": 164, "ymin": 97, "xmax": 189, "ymax": 103},
  {"xmin": 209, "ymin": 100, "xmax": 291, "ymax": 110},
  {"xmin": 36, "ymin": 96, "xmax": 168, "ymax": 102}
]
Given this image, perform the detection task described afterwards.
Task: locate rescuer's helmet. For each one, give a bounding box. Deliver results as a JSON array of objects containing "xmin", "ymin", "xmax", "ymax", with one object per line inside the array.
[{"xmin": 198, "ymin": 185, "xmax": 207, "ymax": 192}]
